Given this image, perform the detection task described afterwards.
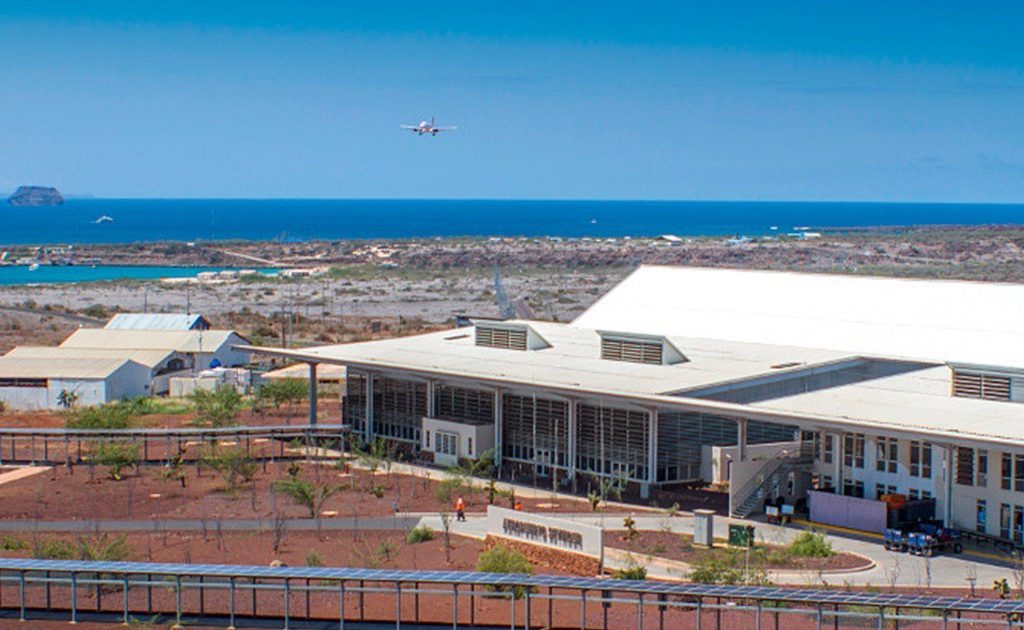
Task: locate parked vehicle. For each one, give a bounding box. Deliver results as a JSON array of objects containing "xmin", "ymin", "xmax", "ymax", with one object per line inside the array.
[{"xmin": 884, "ymin": 525, "xmax": 963, "ymax": 556}]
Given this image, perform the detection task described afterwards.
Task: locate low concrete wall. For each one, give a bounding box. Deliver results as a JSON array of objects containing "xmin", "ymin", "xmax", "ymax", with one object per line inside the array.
[{"xmin": 808, "ymin": 490, "xmax": 887, "ymax": 534}]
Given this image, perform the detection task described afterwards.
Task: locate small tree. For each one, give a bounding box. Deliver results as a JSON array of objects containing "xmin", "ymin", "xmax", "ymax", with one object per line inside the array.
[
  {"xmin": 189, "ymin": 385, "xmax": 243, "ymax": 427},
  {"xmin": 440, "ymin": 512, "xmax": 453, "ymax": 564},
  {"xmin": 94, "ymin": 441, "xmax": 139, "ymax": 481},
  {"xmin": 352, "ymin": 438, "xmax": 392, "ymax": 490},
  {"xmin": 259, "ymin": 378, "xmax": 308, "ymax": 414},
  {"xmin": 273, "ymin": 478, "xmax": 343, "ymax": 519}
]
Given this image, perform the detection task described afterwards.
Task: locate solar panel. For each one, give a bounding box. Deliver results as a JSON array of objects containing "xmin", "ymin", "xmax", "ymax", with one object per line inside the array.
[{"xmin": 0, "ymin": 557, "xmax": 1015, "ymax": 615}]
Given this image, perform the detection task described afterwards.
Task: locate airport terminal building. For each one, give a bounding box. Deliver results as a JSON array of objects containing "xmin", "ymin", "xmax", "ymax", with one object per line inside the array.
[{"xmin": 255, "ymin": 266, "xmax": 1024, "ymax": 540}]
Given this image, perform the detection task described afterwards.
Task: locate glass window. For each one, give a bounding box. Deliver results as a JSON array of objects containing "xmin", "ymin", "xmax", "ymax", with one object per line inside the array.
[
  {"xmin": 823, "ymin": 434, "xmax": 834, "ymax": 464},
  {"xmin": 844, "ymin": 433, "xmax": 865, "ymax": 469},
  {"xmin": 1004, "ymin": 453, "xmax": 1013, "ymax": 490},
  {"xmin": 910, "ymin": 441, "xmax": 932, "ymax": 478},
  {"xmin": 436, "ymin": 431, "xmax": 459, "ymax": 456},
  {"xmin": 977, "ymin": 499, "xmax": 987, "ymax": 534},
  {"xmin": 876, "ymin": 437, "xmax": 898, "ymax": 474},
  {"xmin": 977, "ymin": 450, "xmax": 988, "ymax": 487},
  {"xmin": 1001, "ymin": 503, "xmax": 1012, "ymax": 540},
  {"xmin": 1016, "ymin": 455, "xmax": 1024, "ymax": 493},
  {"xmin": 1015, "ymin": 505, "xmax": 1024, "ymax": 544}
]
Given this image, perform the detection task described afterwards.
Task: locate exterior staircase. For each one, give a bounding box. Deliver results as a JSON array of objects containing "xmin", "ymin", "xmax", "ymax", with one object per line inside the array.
[{"xmin": 729, "ymin": 443, "xmax": 814, "ymax": 519}]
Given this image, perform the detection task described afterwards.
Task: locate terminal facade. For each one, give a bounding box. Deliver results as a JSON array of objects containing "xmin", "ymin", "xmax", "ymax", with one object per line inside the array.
[{"xmin": 259, "ymin": 266, "xmax": 1024, "ymax": 540}]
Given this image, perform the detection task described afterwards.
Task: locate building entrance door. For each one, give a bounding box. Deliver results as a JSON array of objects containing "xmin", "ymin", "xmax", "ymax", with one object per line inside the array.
[{"xmin": 535, "ymin": 449, "xmax": 552, "ymax": 478}]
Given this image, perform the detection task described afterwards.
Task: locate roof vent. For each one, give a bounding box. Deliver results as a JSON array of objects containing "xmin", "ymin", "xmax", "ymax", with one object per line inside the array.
[
  {"xmin": 951, "ymin": 368, "xmax": 1013, "ymax": 402},
  {"xmin": 474, "ymin": 322, "xmax": 549, "ymax": 351},
  {"xmin": 598, "ymin": 331, "xmax": 687, "ymax": 366}
]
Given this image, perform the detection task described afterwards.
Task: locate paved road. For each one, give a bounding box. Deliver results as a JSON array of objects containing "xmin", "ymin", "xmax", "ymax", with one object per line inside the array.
[{"xmin": 0, "ymin": 516, "xmax": 418, "ymax": 532}]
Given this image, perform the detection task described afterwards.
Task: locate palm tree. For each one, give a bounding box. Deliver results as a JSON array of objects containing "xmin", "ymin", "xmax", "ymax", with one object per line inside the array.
[{"xmin": 273, "ymin": 479, "xmax": 343, "ymax": 519}]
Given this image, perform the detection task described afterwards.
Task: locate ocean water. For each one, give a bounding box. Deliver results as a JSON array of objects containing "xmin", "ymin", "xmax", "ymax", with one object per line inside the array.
[
  {"xmin": 1, "ymin": 199, "xmax": 1022, "ymax": 245},
  {"xmin": 0, "ymin": 265, "xmax": 272, "ymax": 286}
]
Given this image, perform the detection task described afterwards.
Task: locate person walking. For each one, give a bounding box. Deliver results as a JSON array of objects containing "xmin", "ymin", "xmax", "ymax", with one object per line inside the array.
[{"xmin": 455, "ymin": 495, "xmax": 466, "ymax": 522}]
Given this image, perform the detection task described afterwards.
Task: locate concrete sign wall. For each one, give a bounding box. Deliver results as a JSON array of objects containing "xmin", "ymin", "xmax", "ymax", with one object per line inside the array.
[{"xmin": 485, "ymin": 506, "xmax": 604, "ymax": 563}]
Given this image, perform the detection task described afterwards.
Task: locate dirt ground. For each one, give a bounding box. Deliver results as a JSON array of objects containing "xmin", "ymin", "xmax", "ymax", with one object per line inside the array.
[{"xmin": 0, "ymin": 461, "xmax": 600, "ymax": 522}]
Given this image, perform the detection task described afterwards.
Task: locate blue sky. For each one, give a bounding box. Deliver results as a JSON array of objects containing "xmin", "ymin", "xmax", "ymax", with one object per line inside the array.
[{"xmin": 1, "ymin": 1, "xmax": 1022, "ymax": 201}]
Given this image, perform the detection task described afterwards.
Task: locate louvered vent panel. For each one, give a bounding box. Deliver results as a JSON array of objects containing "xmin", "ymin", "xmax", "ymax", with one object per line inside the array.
[
  {"xmin": 952, "ymin": 372, "xmax": 982, "ymax": 398},
  {"xmin": 475, "ymin": 326, "xmax": 528, "ymax": 351},
  {"xmin": 981, "ymin": 375, "xmax": 1011, "ymax": 401},
  {"xmin": 601, "ymin": 338, "xmax": 662, "ymax": 365},
  {"xmin": 953, "ymin": 371, "xmax": 1012, "ymax": 401}
]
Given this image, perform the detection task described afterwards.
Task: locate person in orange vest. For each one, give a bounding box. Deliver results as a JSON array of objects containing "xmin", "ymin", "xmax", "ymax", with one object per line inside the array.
[
  {"xmin": 455, "ymin": 495, "xmax": 466, "ymax": 522},
  {"xmin": 514, "ymin": 500, "xmax": 523, "ymax": 511}
]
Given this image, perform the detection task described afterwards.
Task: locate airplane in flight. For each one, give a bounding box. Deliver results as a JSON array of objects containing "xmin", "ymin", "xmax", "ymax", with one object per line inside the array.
[{"xmin": 401, "ymin": 116, "xmax": 457, "ymax": 136}]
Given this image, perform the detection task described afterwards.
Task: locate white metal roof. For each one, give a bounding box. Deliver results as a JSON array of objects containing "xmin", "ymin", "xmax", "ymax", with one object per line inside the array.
[
  {"xmin": 61, "ymin": 329, "xmax": 244, "ymax": 353},
  {"xmin": 751, "ymin": 366, "xmax": 1024, "ymax": 445},
  {"xmin": 572, "ymin": 266, "xmax": 1024, "ymax": 370},
  {"xmin": 105, "ymin": 313, "xmax": 208, "ymax": 330},
  {"xmin": 0, "ymin": 356, "xmax": 136, "ymax": 380},
  {"xmin": 5, "ymin": 346, "xmax": 177, "ymax": 369},
  {"xmin": 259, "ymin": 320, "xmax": 850, "ymax": 397}
]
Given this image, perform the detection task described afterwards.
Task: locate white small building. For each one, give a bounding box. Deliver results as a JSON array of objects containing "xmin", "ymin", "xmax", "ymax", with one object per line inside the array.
[
  {"xmin": 4, "ymin": 346, "xmax": 191, "ymax": 395},
  {"xmin": 0, "ymin": 356, "xmax": 150, "ymax": 410},
  {"xmin": 60, "ymin": 329, "xmax": 251, "ymax": 371},
  {"xmin": 422, "ymin": 416, "xmax": 495, "ymax": 467}
]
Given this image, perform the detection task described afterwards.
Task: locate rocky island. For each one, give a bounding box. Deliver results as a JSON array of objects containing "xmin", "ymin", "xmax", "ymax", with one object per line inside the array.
[{"xmin": 7, "ymin": 185, "xmax": 63, "ymax": 206}]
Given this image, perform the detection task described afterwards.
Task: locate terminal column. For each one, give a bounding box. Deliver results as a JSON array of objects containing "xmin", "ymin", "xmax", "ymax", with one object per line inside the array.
[
  {"xmin": 364, "ymin": 373, "xmax": 375, "ymax": 442},
  {"xmin": 306, "ymin": 362, "xmax": 318, "ymax": 425},
  {"xmin": 646, "ymin": 409, "xmax": 659, "ymax": 494},
  {"xmin": 567, "ymin": 399, "xmax": 577, "ymax": 483},
  {"xmin": 943, "ymin": 444, "xmax": 954, "ymax": 527},
  {"xmin": 493, "ymin": 389, "xmax": 503, "ymax": 468}
]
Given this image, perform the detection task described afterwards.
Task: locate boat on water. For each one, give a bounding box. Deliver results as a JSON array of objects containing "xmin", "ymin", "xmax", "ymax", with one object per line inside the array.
[
  {"xmin": 27, "ymin": 263, "xmax": 39, "ymax": 272},
  {"xmin": 94, "ymin": 215, "xmax": 114, "ymax": 224}
]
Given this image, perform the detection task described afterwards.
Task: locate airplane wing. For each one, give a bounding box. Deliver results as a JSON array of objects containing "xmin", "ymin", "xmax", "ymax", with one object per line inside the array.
[
  {"xmin": 400, "ymin": 125, "xmax": 418, "ymax": 130},
  {"xmin": 435, "ymin": 126, "xmax": 457, "ymax": 132}
]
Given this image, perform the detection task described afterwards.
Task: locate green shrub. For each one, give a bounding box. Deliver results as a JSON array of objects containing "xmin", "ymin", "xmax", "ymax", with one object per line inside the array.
[
  {"xmin": 94, "ymin": 441, "xmax": 139, "ymax": 480},
  {"xmin": 305, "ymin": 549, "xmax": 325, "ymax": 567},
  {"xmin": 67, "ymin": 402, "xmax": 136, "ymax": 429},
  {"xmin": 688, "ymin": 551, "xmax": 770, "ymax": 586},
  {"xmin": 613, "ymin": 557, "xmax": 647, "ymax": 580},
  {"xmin": 406, "ymin": 525, "xmax": 435, "ymax": 544},
  {"xmin": 202, "ymin": 447, "xmax": 257, "ymax": 491},
  {"xmin": 476, "ymin": 544, "xmax": 534, "ymax": 599},
  {"xmin": 33, "ymin": 539, "xmax": 76, "ymax": 560},
  {"xmin": 789, "ymin": 531, "xmax": 834, "ymax": 558},
  {"xmin": 0, "ymin": 535, "xmax": 26, "ymax": 551}
]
